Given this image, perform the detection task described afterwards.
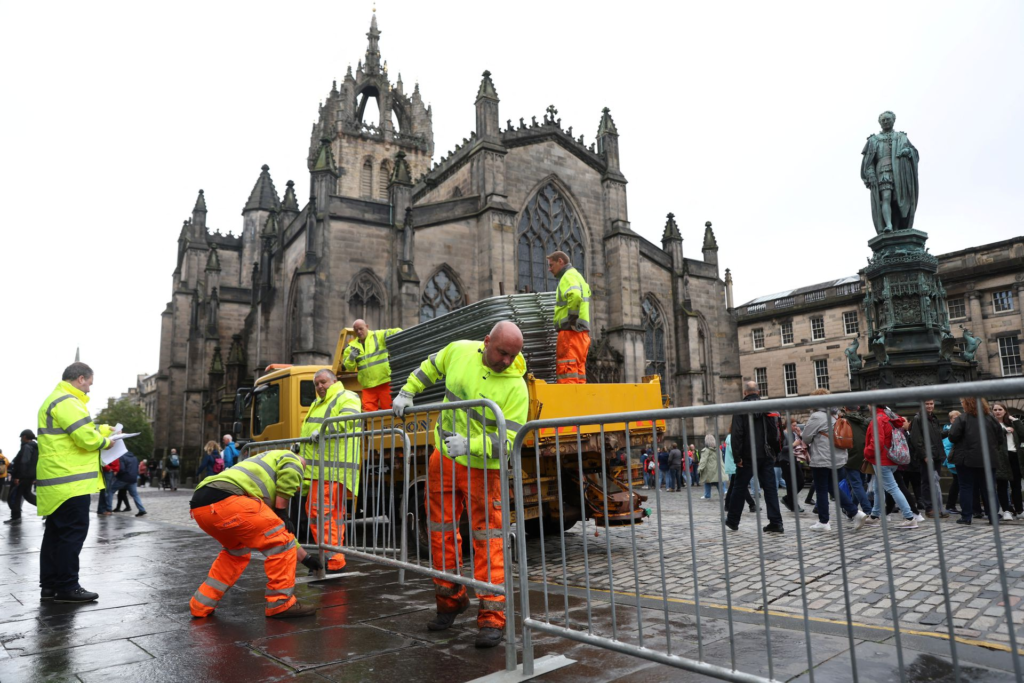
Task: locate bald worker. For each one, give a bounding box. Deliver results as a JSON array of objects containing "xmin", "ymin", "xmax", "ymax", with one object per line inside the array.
[{"xmin": 343, "ymin": 320, "xmax": 402, "ymax": 413}]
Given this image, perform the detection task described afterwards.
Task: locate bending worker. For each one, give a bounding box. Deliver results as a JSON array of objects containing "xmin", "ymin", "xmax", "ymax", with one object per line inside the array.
[
  {"xmin": 547, "ymin": 250, "xmax": 591, "ymax": 384},
  {"xmin": 299, "ymin": 368, "xmax": 361, "ymax": 573},
  {"xmin": 36, "ymin": 362, "xmax": 113, "ymax": 603},
  {"xmin": 393, "ymin": 321, "xmax": 528, "ymax": 649},
  {"xmin": 344, "ymin": 319, "xmax": 402, "ymax": 412},
  {"xmin": 189, "ymin": 449, "xmax": 323, "ymax": 619}
]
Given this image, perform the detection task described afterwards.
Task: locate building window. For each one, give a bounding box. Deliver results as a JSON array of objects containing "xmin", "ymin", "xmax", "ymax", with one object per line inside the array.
[
  {"xmin": 349, "ymin": 271, "xmax": 384, "ymax": 329},
  {"xmin": 746, "ymin": 303, "xmax": 767, "ymax": 314},
  {"xmin": 836, "ymin": 282, "xmax": 861, "ymax": 296},
  {"xmin": 947, "ymin": 297, "xmax": 966, "ymax": 319},
  {"xmin": 360, "ymin": 158, "xmax": 374, "ymax": 199},
  {"xmin": 805, "ymin": 290, "xmax": 826, "ymax": 303},
  {"xmin": 754, "ymin": 367, "xmax": 768, "ymax": 397},
  {"xmin": 843, "ymin": 311, "xmax": 859, "ymax": 335},
  {"xmin": 999, "ymin": 336, "xmax": 1022, "ymax": 377},
  {"xmin": 811, "ymin": 317, "xmax": 826, "ymax": 340},
  {"xmin": 993, "ymin": 290, "xmax": 1015, "ymax": 313},
  {"xmin": 752, "ymin": 327, "xmax": 765, "ymax": 350},
  {"xmin": 813, "ymin": 359, "xmax": 830, "ymax": 390},
  {"xmin": 516, "ymin": 183, "xmax": 586, "ymax": 294},
  {"xmin": 784, "ymin": 363, "xmax": 798, "ymax": 397},
  {"xmin": 775, "ymin": 297, "xmax": 795, "ymax": 309},
  {"xmin": 781, "ymin": 321, "xmax": 794, "ymax": 345},
  {"xmin": 641, "ymin": 295, "xmax": 667, "ymax": 379},
  {"xmin": 420, "ymin": 267, "xmax": 466, "ymax": 322},
  {"xmin": 379, "ymin": 160, "xmax": 392, "ymax": 200}
]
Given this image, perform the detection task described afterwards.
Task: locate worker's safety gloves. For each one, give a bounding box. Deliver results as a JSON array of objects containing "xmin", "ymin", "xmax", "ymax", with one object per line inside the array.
[
  {"xmin": 275, "ymin": 507, "xmax": 297, "ymax": 535},
  {"xmin": 392, "ymin": 392, "xmax": 414, "ymax": 418},
  {"xmin": 443, "ymin": 433, "xmax": 469, "ymax": 458},
  {"xmin": 301, "ymin": 554, "xmax": 324, "ymax": 572}
]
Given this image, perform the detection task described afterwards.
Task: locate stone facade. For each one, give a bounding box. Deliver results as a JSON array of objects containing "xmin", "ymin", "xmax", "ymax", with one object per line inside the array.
[
  {"xmin": 153, "ymin": 15, "xmax": 740, "ymax": 465},
  {"xmin": 736, "ymin": 237, "xmax": 1024, "ymax": 399}
]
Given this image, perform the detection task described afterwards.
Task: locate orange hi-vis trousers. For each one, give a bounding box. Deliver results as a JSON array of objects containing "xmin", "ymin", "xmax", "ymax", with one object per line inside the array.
[
  {"xmin": 556, "ymin": 329, "xmax": 590, "ymax": 384},
  {"xmin": 361, "ymin": 382, "xmax": 393, "ymax": 413},
  {"xmin": 190, "ymin": 496, "xmax": 298, "ymax": 617},
  {"xmin": 305, "ymin": 480, "xmax": 347, "ymax": 571},
  {"xmin": 427, "ymin": 449, "xmax": 505, "ymax": 629}
]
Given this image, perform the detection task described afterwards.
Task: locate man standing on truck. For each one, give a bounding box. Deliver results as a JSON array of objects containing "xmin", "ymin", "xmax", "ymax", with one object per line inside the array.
[
  {"xmin": 300, "ymin": 368, "xmax": 361, "ymax": 573},
  {"xmin": 344, "ymin": 320, "xmax": 402, "ymax": 413},
  {"xmin": 392, "ymin": 321, "xmax": 528, "ymax": 649},
  {"xmin": 547, "ymin": 251, "xmax": 591, "ymax": 384}
]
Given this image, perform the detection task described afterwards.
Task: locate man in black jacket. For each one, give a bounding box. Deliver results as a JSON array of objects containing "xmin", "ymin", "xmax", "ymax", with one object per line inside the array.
[
  {"xmin": 5, "ymin": 430, "xmax": 39, "ymax": 524},
  {"xmin": 911, "ymin": 400, "xmax": 949, "ymax": 518},
  {"xmin": 111, "ymin": 451, "xmax": 147, "ymax": 517},
  {"xmin": 726, "ymin": 381, "xmax": 784, "ymax": 533}
]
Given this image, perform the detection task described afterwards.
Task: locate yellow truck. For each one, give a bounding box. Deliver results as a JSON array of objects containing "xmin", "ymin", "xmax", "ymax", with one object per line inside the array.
[{"xmin": 238, "ymin": 328, "xmax": 665, "ymax": 544}]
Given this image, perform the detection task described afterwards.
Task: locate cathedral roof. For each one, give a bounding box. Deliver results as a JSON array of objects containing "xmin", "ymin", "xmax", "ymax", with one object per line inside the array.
[
  {"xmin": 243, "ymin": 165, "xmax": 281, "ymax": 213},
  {"xmin": 193, "ymin": 189, "xmax": 207, "ymax": 213},
  {"xmin": 281, "ymin": 180, "xmax": 300, "ymax": 212}
]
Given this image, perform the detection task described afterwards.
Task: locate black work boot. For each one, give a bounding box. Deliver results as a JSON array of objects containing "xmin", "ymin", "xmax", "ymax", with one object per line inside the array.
[
  {"xmin": 427, "ymin": 595, "xmax": 470, "ymax": 631},
  {"xmin": 54, "ymin": 587, "xmax": 99, "ymax": 603},
  {"xmin": 40, "ymin": 588, "xmax": 55, "ymax": 601},
  {"xmin": 268, "ymin": 600, "xmax": 317, "ymax": 619},
  {"xmin": 762, "ymin": 522, "xmax": 785, "ymax": 534},
  {"xmin": 475, "ymin": 627, "xmax": 503, "ymax": 648}
]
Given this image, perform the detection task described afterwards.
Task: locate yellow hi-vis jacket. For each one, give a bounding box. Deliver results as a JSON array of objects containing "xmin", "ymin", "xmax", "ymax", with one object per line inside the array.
[
  {"xmin": 35, "ymin": 381, "xmax": 112, "ymax": 516},
  {"xmin": 400, "ymin": 340, "xmax": 528, "ymax": 470},
  {"xmin": 554, "ymin": 266, "xmax": 591, "ymax": 332},
  {"xmin": 300, "ymin": 381, "xmax": 362, "ymax": 494},
  {"xmin": 343, "ymin": 328, "xmax": 402, "ymax": 389},
  {"xmin": 197, "ymin": 449, "xmax": 303, "ymax": 506}
]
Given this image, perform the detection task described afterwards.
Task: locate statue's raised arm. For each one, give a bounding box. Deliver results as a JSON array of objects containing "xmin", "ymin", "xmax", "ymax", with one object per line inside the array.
[{"xmin": 861, "ymin": 111, "xmax": 919, "ymax": 234}]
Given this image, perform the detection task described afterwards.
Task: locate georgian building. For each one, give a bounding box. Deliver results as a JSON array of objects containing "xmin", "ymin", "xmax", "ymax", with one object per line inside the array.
[
  {"xmin": 736, "ymin": 237, "xmax": 1024, "ymax": 399},
  {"xmin": 153, "ymin": 15, "xmax": 740, "ymax": 463}
]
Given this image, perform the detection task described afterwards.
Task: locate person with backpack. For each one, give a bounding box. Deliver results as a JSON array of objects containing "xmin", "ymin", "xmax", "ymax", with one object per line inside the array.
[
  {"xmin": 221, "ymin": 434, "xmax": 240, "ymax": 468},
  {"xmin": 948, "ymin": 398, "xmax": 1012, "ymax": 525},
  {"xmin": 864, "ymin": 405, "xmax": 917, "ymax": 529},
  {"xmin": 801, "ymin": 389, "xmax": 867, "ymax": 532},
  {"xmin": 942, "ymin": 411, "xmax": 961, "ymax": 514},
  {"xmin": 910, "ymin": 400, "xmax": 949, "ymax": 519},
  {"xmin": 840, "ymin": 407, "xmax": 872, "ymax": 514},
  {"xmin": 5, "ymin": 430, "xmax": 39, "ymax": 525},
  {"xmin": 111, "ymin": 450, "xmax": 147, "ymax": 517},
  {"xmin": 725, "ymin": 380, "xmax": 784, "ymax": 534},
  {"xmin": 166, "ymin": 449, "xmax": 181, "ymax": 491},
  {"xmin": 196, "ymin": 441, "xmax": 223, "ymax": 482}
]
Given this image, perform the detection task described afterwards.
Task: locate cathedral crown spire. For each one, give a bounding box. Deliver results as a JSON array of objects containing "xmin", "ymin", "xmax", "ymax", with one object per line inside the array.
[
  {"xmin": 243, "ymin": 164, "xmax": 281, "ymax": 213},
  {"xmin": 365, "ymin": 13, "xmax": 382, "ymax": 73}
]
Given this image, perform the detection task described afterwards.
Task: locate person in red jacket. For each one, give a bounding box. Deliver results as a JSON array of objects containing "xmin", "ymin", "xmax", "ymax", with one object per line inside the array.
[
  {"xmin": 864, "ymin": 406, "xmax": 917, "ymax": 529},
  {"xmin": 97, "ymin": 458, "xmax": 119, "ymax": 516}
]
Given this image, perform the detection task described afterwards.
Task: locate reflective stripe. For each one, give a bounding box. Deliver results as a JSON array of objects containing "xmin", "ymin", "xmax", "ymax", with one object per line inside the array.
[
  {"xmin": 266, "ymin": 586, "xmax": 295, "ymax": 598},
  {"xmin": 363, "ymin": 348, "xmax": 388, "ymax": 359},
  {"xmin": 505, "ymin": 419, "xmax": 524, "ymax": 432},
  {"xmin": 557, "ymin": 373, "xmax": 582, "ymax": 380},
  {"xmin": 399, "ymin": 389, "xmax": 414, "ymax": 399},
  {"xmin": 35, "ymin": 471, "xmax": 97, "ymax": 487},
  {"xmin": 225, "ymin": 547, "xmax": 251, "ymax": 557},
  {"xmin": 339, "ymin": 408, "xmax": 359, "ymax": 415},
  {"xmin": 37, "ymin": 428, "xmax": 66, "ymax": 436},
  {"xmin": 282, "ymin": 463, "xmax": 303, "ymax": 475},
  {"xmin": 445, "ymin": 389, "xmax": 467, "ymax": 403},
  {"xmin": 428, "ymin": 353, "xmax": 440, "ymax": 374},
  {"xmin": 556, "ymin": 360, "xmax": 574, "ymax": 365},
  {"xmin": 471, "ymin": 528, "xmax": 502, "ymax": 540},
  {"xmin": 45, "ymin": 394, "xmax": 74, "ymax": 431},
  {"xmin": 428, "ymin": 519, "xmax": 458, "ymax": 533},
  {"xmin": 264, "ymin": 523, "xmax": 285, "ymax": 537},
  {"xmin": 192, "ymin": 590, "xmax": 219, "ymax": 607},
  {"xmin": 320, "ymin": 460, "xmax": 359, "ymax": 470},
  {"xmin": 305, "ymin": 416, "xmax": 324, "ymax": 424},
  {"xmin": 262, "ymin": 539, "xmax": 297, "ymax": 557},
  {"xmin": 204, "ymin": 576, "xmax": 230, "ymax": 592},
  {"xmin": 357, "ymin": 357, "xmax": 389, "ymax": 370},
  {"xmin": 435, "ymin": 583, "xmax": 464, "ymax": 597},
  {"xmin": 64, "ymin": 416, "xmax": 94, "ymax": 434},
  {"xmin": 237, "ymin": 466, "xmax": 272, "ymax": 504},
  {"xmin": 480, "ymin": 598, "xmax": 505, "ymax": 611},
  {"xmin": 413, "ymin": 367, "xmax": 434, "ymax": 387},
  {"xmin": 487, "ymin": 432, "xmax": 502, "ymax": 454}
]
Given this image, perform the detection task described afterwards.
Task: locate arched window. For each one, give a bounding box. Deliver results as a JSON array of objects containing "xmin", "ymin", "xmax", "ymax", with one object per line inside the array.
[
  {"xmin": 379, "ymin": 160, "xmax": 391, "ymax": 200},
  {"xmin": 516, "ymin": 182, "xmax": 586, "ymax": 293},
  {"xmin": 420, "ymin": 266, "xmax": 466, "ymax": 322},
  {"xmin": 360, "ymin": 159, "xmax": 374, "ymax": 199},
  {"xmin": 349, "ymin": 270, "xmax": 384, "ymax": 328},
  {"xmin": 641, "ymin": 295, "xmax": 667, "ymax": 379}
]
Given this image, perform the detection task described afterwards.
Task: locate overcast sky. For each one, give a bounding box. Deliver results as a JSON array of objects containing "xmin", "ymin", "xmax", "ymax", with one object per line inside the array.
[{"xmin": 2, "ymin": 1, "xmax": 1021, "ymax": 444}]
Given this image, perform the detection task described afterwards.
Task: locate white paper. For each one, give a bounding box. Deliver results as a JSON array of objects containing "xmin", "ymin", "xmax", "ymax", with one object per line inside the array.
[
  {"xmin": 109, "ymin": 432, "xmax": 140, "ymax": 442},
  {"xmin": 102, "ymin": 438, "xmax": 127, "ymax": 465}
]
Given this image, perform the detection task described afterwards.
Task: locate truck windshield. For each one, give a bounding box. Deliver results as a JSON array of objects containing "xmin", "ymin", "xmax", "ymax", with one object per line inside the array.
[
  {"xmin": 299, "ymin": 380, "xmax": 316, "ymax": 407},
  {"xmin": 253, "ymin": 383, "xmax": 280, "ymax": 436}
]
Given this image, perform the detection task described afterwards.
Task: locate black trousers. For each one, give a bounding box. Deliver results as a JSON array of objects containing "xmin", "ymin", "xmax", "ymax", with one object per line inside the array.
[
  {"xmin": 8, "ymin": 480, "xmax": 37, "ymax": 519},
  {"xmin": 779, "ymin": 459, "xmax": 805, "ymax": 510},
  {"xmin": 947, "ymin": 474, "xmax": 960, "ymax": 510},
  {"xmin": 40, "ymin": 494, "xmax": 91, "ymax": 592},
  {"xmin": 114, "ymin": 488, "xmax": 131, "ymax": 511},
  {"xmin": 726, "ymin": 458, "xmax": 783, "ymax": 527},
  {"xmin": 1007, "ymin": 454, "xmax": 1022, "ymax": 515},
  {"xmin": 726, "ymin": 474, "xmax": 755, "ymax": 509}
]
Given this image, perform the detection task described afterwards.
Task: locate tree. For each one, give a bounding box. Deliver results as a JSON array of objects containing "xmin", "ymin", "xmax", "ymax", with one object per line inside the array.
[{"xmin": 95, "ymin": 399, "xmax": 155, "ymax": 462}]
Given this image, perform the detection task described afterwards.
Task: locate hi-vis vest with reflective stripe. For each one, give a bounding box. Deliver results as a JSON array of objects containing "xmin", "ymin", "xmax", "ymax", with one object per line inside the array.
[
  {"xmin": 300, "ymin": 381, "xmax": 362, "ymax": 494},
  {"xmin": 554, "ymin": 266, "xmax": 591, "ymax": 331},
  {"xmin": 343, "ymin": 328, "xmax": 402, "ymax": 389},
  {"xmin": 35, "ymin": 381, "xmax": 110, "ymax": 517},
  {"xmin": 197, "ymin": 450, "xmax": 303, "ymax": 505},
  {"xmin": 400, "ymin": 340, "xmax": 528, "ymax": 470}
]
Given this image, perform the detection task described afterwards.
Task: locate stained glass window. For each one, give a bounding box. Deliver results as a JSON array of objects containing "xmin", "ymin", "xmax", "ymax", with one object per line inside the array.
[
  {"xmin": 516, "ymin": 183, "xmax": 585, "ymax": 293},
  {"xmin": 349, "ymin": 272, "xmax": 383, "ymax": 328},
  {"xmin": 641, "ymin": 295, "xmax": 666, "ymax": 379},
  {"xmin": 421, "ymin": 267, "xmax": 466, "ymax": 322}
]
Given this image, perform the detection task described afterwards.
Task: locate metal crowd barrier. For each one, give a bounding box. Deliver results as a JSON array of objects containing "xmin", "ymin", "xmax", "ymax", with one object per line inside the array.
[
  {"xmin": 511, "ymin": 378, "xmax": 1024, "ymax": 683},
  {"xmin": 318, "ymin": 400, "xmax": 520, "ymax": 674}
]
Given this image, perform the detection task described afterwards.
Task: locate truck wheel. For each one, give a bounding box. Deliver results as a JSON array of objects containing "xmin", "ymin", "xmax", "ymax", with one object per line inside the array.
[{"xmin": 523, "ymin": 515, "xmax": 577, "ymax": 538}]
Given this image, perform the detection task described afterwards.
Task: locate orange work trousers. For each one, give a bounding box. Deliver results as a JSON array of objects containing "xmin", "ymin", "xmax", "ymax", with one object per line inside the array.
[
  {"xmin": 190, "ymin": 495, "xmax": 298, "ymax": 617},
  {"xmin": 427, "ymin": 450, "xmax": 505, "ymax": 629},
  {"xmin": 361, "ymin": 382, "xmax": 393, "ymax": 413},
  {"xmin": 556, "ymin": 329, "xmax": 590, "ymax": 384},
  {"xmin": 305, "ymin": 480, "xmax": 347, "ymax": 570}
]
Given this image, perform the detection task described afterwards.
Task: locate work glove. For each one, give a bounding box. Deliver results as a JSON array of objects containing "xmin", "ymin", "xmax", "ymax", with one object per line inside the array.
[
  {"xmin": 443, "ymin": 433, "xmax": 469, "ymax": 458},
  {"xmin": 568, "ymin": 311, "xmax": 580, "ymax": 328},
  {"xmin": 301, "ymin": 554, "xmax": 323, "ymax": 572},
  {"xmin": 275, "ymin": 508, "xmax": 296, "ymax": 535},
  {"xmin": 309, "ymin": 429, "xmax": 320, "ymax": 441},
  {"xmin": 393, "ymin": 392, "xmax": 414, "ymax": 418}
]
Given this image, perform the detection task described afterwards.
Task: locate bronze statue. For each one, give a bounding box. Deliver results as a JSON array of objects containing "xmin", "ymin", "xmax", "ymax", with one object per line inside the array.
[
  {"xmin": 861, "ymin": 111, "xmax": 919, "ymax": 234},
  {"xmin": 845, "ymin": 338, "xmax": 863, "ymax": 371},
  {"xmin": 961, "ymin": 326, "xmax": 982, "ymax": 362},
  {"xmin": 870, "ymin": 332, "xmax": 889, "ymax": 366}
]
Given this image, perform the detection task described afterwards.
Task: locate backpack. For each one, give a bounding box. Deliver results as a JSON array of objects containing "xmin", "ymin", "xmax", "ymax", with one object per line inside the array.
[
  {"xmin": 212, "ymin": 456, "xmax": 226, "ymax": 474},
  {"xmin": 169, "ymin": 453, "xmax": 180, "ymax": 468},
  {"xmin": 888, "ymin": 423, "xmax": 911, "ymax": 465},
  {"xmin": 0, "ymin": 456, "xmax": 7, "ymax": 478},
  {"xmin": 832, "ymin": 416, "xmax": 854, "ymax": 450}
]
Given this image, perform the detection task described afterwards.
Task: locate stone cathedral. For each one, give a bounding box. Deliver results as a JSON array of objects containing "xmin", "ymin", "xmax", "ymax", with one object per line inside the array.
[{"xmin": 154, "ymin": 15, "xmax": 741, "ymax": 461}]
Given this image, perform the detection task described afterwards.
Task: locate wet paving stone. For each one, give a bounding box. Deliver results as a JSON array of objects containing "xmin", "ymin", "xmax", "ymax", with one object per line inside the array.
[
  {"xmin": 315, "ymin": 644, "xmax": 495, "ymax": 682},
  {"xmin": 252, "ymin": 624, "xmax": 416, "ymax": 671},
  {"xmin": 77, "ymin": 643, "xmax": 303, "ymax": 683},
  {"xmin": 1, "ymin": 638, "xmax": 152, "ymax": 681}
]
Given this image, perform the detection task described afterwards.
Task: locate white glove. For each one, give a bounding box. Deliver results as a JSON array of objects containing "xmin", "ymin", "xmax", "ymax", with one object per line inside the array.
[
  {"xmin": 444, "ymin": 434, "xmax": 469, "ymax": 458},
  {"xmin": 393, "ymin": 393, "xmax": 414, "ymax": 417},
  {"xmin": 309, "ymin": 430, "xmax": 320, "ymax": 440}
]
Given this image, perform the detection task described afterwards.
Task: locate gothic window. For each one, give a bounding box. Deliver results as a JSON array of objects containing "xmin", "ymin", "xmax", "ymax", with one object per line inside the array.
[
  {"xmin": 641, "ymin": 295, "xmax": 666, "ymax": 379},
  {"xmin": 451, "ymin": 186, "xmax": 463, "ymax": 198},
  {"xmin": 360, "ymin": 158, "xmax": 374, "ymax": 199},
  {"xmin": 420, "ymin": 266, "xmax": 466, "ymax": 322},
  {"xmin": 379, "ymin": 160, "xmax": 391, "ymax": 200},
  {"xmin": 348, "ymin": 270, "xmax": 384, "ymax": 328},
  {"xmin": 516, "ymin": 183, "xmax": 586, "ymax": 293}
]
